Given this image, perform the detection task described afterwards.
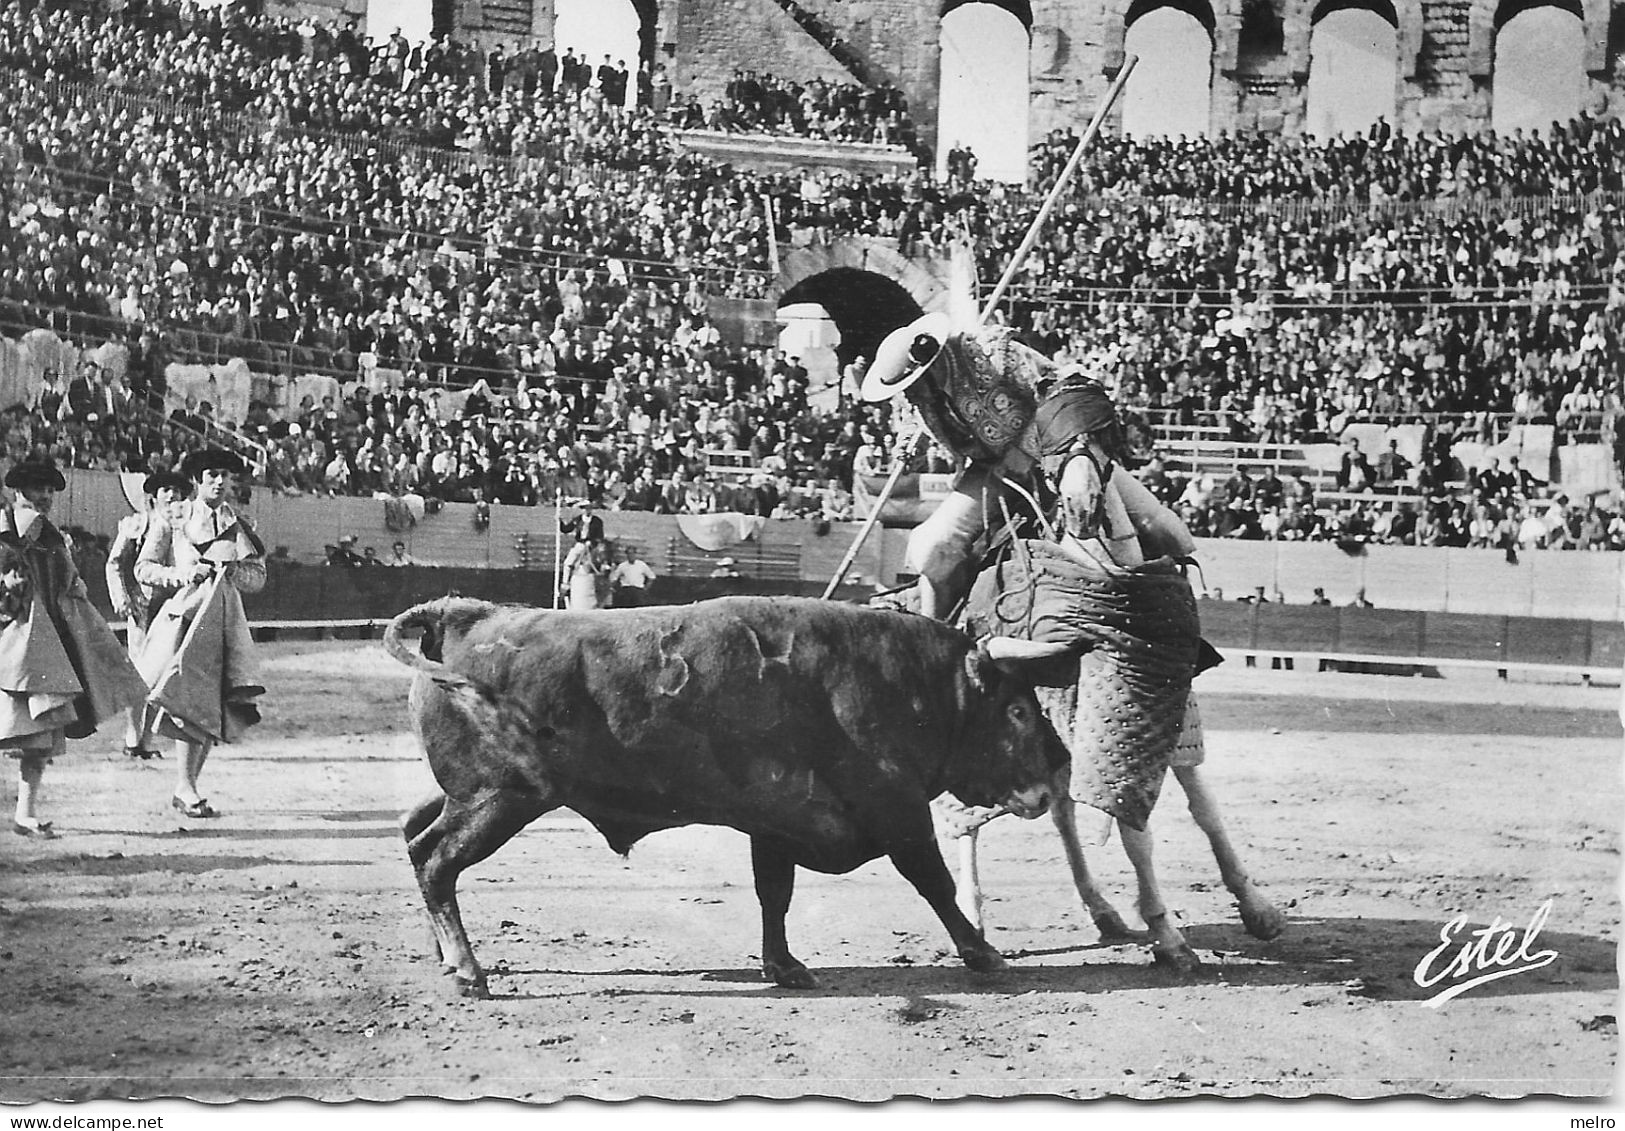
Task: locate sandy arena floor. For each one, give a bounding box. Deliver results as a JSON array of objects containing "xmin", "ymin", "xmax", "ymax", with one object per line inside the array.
[{"xmin": 0, "ymin": 640, "xmax": 1617, "ymax": 1102}]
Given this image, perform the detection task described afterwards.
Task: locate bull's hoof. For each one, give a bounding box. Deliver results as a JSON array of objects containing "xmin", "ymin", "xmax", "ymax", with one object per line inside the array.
[
  {"xmin": 1151, "ymin": 944, "xmax": 1203, "ymax": 976},
  {"xmin": 1091, "ymin": 908, "xmax": 1139, "ymax": 942},
  {"xmin": 1240, "ymin": 899, "xmax": 1286, "ymax": 941},
  {"xmin": 762, "ymin": 959, "xmax": 818, "ymax": 990},
  {"xmin": 960, "ymin": 946, "xmax": 1007, "ymax": 974}
]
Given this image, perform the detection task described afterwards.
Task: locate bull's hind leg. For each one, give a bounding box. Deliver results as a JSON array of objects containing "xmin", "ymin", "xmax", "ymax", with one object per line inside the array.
[
  {"xmin": 1050, "ymin": 799, "xmax": 1137, "ymax": 941},
  {"xmin": 1172, "ymin": 764, "xmax": 1285, "ymax": 940},
  {"xmin": 1118, "ymin": 820, "xmax": 1202, "ymax": 975},
  {"xmin": 409, "ymin": 788, "xmax": 552, "ymax": 997},
  {"xmin": 750, "ymin": 836, "xmax": 817, "ymax": 989},
  {"xmin": 402, "ymin": 792, "xmax": 445, "ymax": 843},
  {"xmin": 402, "ymin": 793, "xmax": 450, "ymax": 962}
]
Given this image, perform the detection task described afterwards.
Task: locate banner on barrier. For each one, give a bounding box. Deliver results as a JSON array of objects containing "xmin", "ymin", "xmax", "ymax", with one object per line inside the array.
[{"xmin": 852, "ymin": 472, "xmax": 956, "ymax": 525}]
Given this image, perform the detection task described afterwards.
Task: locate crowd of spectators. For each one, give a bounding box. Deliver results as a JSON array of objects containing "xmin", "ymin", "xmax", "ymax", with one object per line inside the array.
[
  {"xmin": 671, "ymin": 70, "xmax": 918, "ymax": 150},
  {"xmin": 0, "ymin": 0, "xmax": 1621, "ymax": 556},
  {"xmin": 243, "ymin": 342, "xmax": 877, "ymax": 525},
  {"xmin": 1135, "ymin": 440, "xmax": 1625, "ymax": 555},
  {"xmin": 1030, "ymin": 117, "xmax": 1625, "ymax": 201}
]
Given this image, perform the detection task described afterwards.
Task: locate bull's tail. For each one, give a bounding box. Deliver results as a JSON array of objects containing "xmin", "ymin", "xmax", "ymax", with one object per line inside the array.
[
  {"xmin": 383, "ymin": 597, "xmax": 494, "ymax": 691},
  {"xmin": 384, "ymin": 598, "xmax": 542, "ymax": 758}
]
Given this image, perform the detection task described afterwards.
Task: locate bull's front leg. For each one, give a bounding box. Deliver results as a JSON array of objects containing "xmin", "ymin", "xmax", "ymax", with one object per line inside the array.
[
  {"xmin": 888, "ymin": 837, "xmax": 1006, "ymax": 973},
  {"xmin": 750, "ymin": 836, "xmax": 816, "ymax": 989}
]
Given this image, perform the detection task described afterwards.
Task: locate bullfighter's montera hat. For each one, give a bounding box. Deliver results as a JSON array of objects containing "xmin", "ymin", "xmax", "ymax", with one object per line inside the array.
[
  {"xmin": 180, "ymin": 448, "xmax": 248, "ymax": 479},
  {"xmin": 143, "ymin": 470, "xmax": 193, "ymax": 496},
  {"xmin": 859, "ymin": 312, "xmax": 951, "ymax": 402},
  {"xmin": 4, "ymin": 459, "xmax": 66, "ymax": 492}
]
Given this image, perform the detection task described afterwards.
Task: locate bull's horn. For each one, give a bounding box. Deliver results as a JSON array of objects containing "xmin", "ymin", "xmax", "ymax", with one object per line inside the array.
[{"xmin": 982, "ymin": 637, "xmax": 1073, "ymax": 662}]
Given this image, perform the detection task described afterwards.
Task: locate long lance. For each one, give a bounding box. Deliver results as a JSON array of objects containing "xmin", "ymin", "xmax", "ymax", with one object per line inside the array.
[
  {"xmin": 819, "ymin": 55, "xmax": 1140, "ymax": 601},
  {"xmin": 553, "ymin": 488, "xmax": 565, "ymax": 608},
  {"xmin": 819, "ymin": 421, "xmax": 921, "ymax": 599}
]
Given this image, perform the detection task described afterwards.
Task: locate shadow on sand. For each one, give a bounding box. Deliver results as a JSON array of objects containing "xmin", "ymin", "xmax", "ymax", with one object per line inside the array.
[{"xmin": 471, "ymin": 915, "xmax": 1616, "ymax": 1005}]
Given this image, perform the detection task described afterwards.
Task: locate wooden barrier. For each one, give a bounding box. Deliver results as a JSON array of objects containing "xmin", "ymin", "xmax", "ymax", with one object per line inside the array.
[
  {"xmin": 1191, "ymin": 597, "xmax": 1617, "ymax": 677},
  {"xmin": 237, "ymin": 565, "xmax": 868, "ymax": 623},
  {"xmin": 1418, "ymin": 611, "xmax": 1507, "ymax": 662},
  {"xmin": 52, "ymin": 468, "xmax": 1625, "ymax": 623},
  {"xmin": 225, "ymin": 569, "xmax": 1618, "ymax": 677},
  {"xmin": 1335, "ymin": 607, "xmax": 1425, "ymax": 657}
]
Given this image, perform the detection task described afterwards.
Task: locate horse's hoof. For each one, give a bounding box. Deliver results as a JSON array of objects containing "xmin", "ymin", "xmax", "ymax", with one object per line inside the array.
[
  {"xmin": 1241, "ymin": 900, "xmax": 1286, "ymax": 940},
  {"xmin": 452, "ymin": 971, "xmax": 490, "ymax": 998},
  {"xmin": 961, "ymin": 946, "xmax": 1007, "ymax": 974},
  {"xmin": 1152, "ymin": 944, "xmax": 1203, "ymax": 976},
  {"xmin": 763, "ymin": 961, "xmax": 818, "ymax": 990},
  {"xmin": 1092, "ymin": 908, "xmax": 1139, "ymax": 942}
]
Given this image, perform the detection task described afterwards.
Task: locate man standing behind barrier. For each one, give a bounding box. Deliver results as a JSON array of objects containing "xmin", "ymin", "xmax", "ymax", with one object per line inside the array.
[
  {"xmin": 106, "ymin": 470, "xmax": 189, "ymax": 761},
  {"xmin": 609, "ymin": 546, "xmax": 657, "ymax": 607},
  {"xmin": 135, "ymin": 450, "xmax": 266, "ymax": 819}
]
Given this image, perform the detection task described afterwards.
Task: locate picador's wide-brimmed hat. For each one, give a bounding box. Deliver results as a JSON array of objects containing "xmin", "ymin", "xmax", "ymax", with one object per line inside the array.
[
  {"xmin": 180, "ymin": 448, "xmax": 247, "ymax": 479},
  {"xmin": 5, "ymin": 459, "xmax": 66, "ymax": 492},
  {"xmin": 859, "ymin": 312, "xmax": 952, "ymax": 403},
  {"xmin": 143, "ymin": 470, "xmax": 192, "ymax": 496}
]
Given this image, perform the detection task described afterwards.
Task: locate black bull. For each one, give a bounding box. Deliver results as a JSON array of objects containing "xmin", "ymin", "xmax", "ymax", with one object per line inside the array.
[{"xmin": 383, "ymin": 595, "xmax": 1071, "ymax": 996}]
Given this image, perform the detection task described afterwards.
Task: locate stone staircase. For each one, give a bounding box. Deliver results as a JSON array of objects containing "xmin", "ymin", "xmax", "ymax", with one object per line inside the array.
[
  {"xmin": 147, "ymin": 397, "xmax": 268, "ymax": 472},
  {"xmin": 763, "ymin": 0, "xmax": 880, "ymax": 88}
]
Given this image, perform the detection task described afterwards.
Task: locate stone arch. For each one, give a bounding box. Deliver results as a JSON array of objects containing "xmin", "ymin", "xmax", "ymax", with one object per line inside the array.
[
  {"xmin": 1102, "ymin": 0, "xmax": 1217, "ymax": 90},
  {"xmin": 1468, "ymin": 0, "xmax": 1611, "ymax": 80},
  {"xmin": 941, "ymin": 0, "xmax": 1034, "ymax": 32},
  {"xmin": 1118, "ymin": 0, "xmax": 1218, "ymax": 136},
  {"xmin": 1494, "ymin": 0, "xmax": 1584, "ymax": 26},
  {"xmin": 1274, "ymin": 0, "xmax": 1416, "ymax": 85},
  {"xmin": 1300, "ymin": 0, "xmax": 1401, "ymax": 136},
  {"xmin": 1488, "ymin": 0, "xmax": 1596, "ymax": 129},
  {"xmin": 1125, "ymin": 0, "xmax": 1218, "ymax": 32},
  {"xmin": 775, "ymin": 241, "xmax": 958, "ymax": 367},
  {"xmin": 630, "ymin": 0, "xmax": 659, "ymax": 68},
  {"xmin": 1313, "ymin": 0, "xmax": 1397, "ymax": 22},
  {"xmin": 549, "ymin": 0, "xmax": 661, "ymax": 69},
  {"xmin": 937, "ymin": 1, "xmax": 1033, "ymax": 181}
]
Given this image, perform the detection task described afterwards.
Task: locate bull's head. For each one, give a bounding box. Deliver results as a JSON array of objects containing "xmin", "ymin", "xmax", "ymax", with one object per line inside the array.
[{"xmin": 948, "ymin": 640, "xmax": 1072, "ymax": 818}]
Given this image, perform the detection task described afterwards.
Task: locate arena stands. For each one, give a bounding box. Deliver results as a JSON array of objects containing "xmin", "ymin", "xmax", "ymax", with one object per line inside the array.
[
  {"xmin": 671, "ymin": 70, "xmax": 918, "ymax": 151},
  {"xmin": 0, "ymin": 0, "xmax": 1620, "ymax": 558}
]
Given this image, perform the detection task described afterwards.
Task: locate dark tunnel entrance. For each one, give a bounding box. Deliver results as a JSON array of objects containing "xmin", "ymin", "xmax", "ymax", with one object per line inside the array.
[{"xmin": 777, "ymin": 268, "xmax": 926, "ymax": 375}]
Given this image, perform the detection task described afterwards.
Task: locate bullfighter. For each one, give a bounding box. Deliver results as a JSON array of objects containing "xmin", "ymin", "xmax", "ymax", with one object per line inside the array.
[
  {"xmin": 0, "ymin": 459, "xmax": 149, "ymax": 837},
  {"xmin": 135, "ymin": 449, "xmax": 267, "ymax": 818}
]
